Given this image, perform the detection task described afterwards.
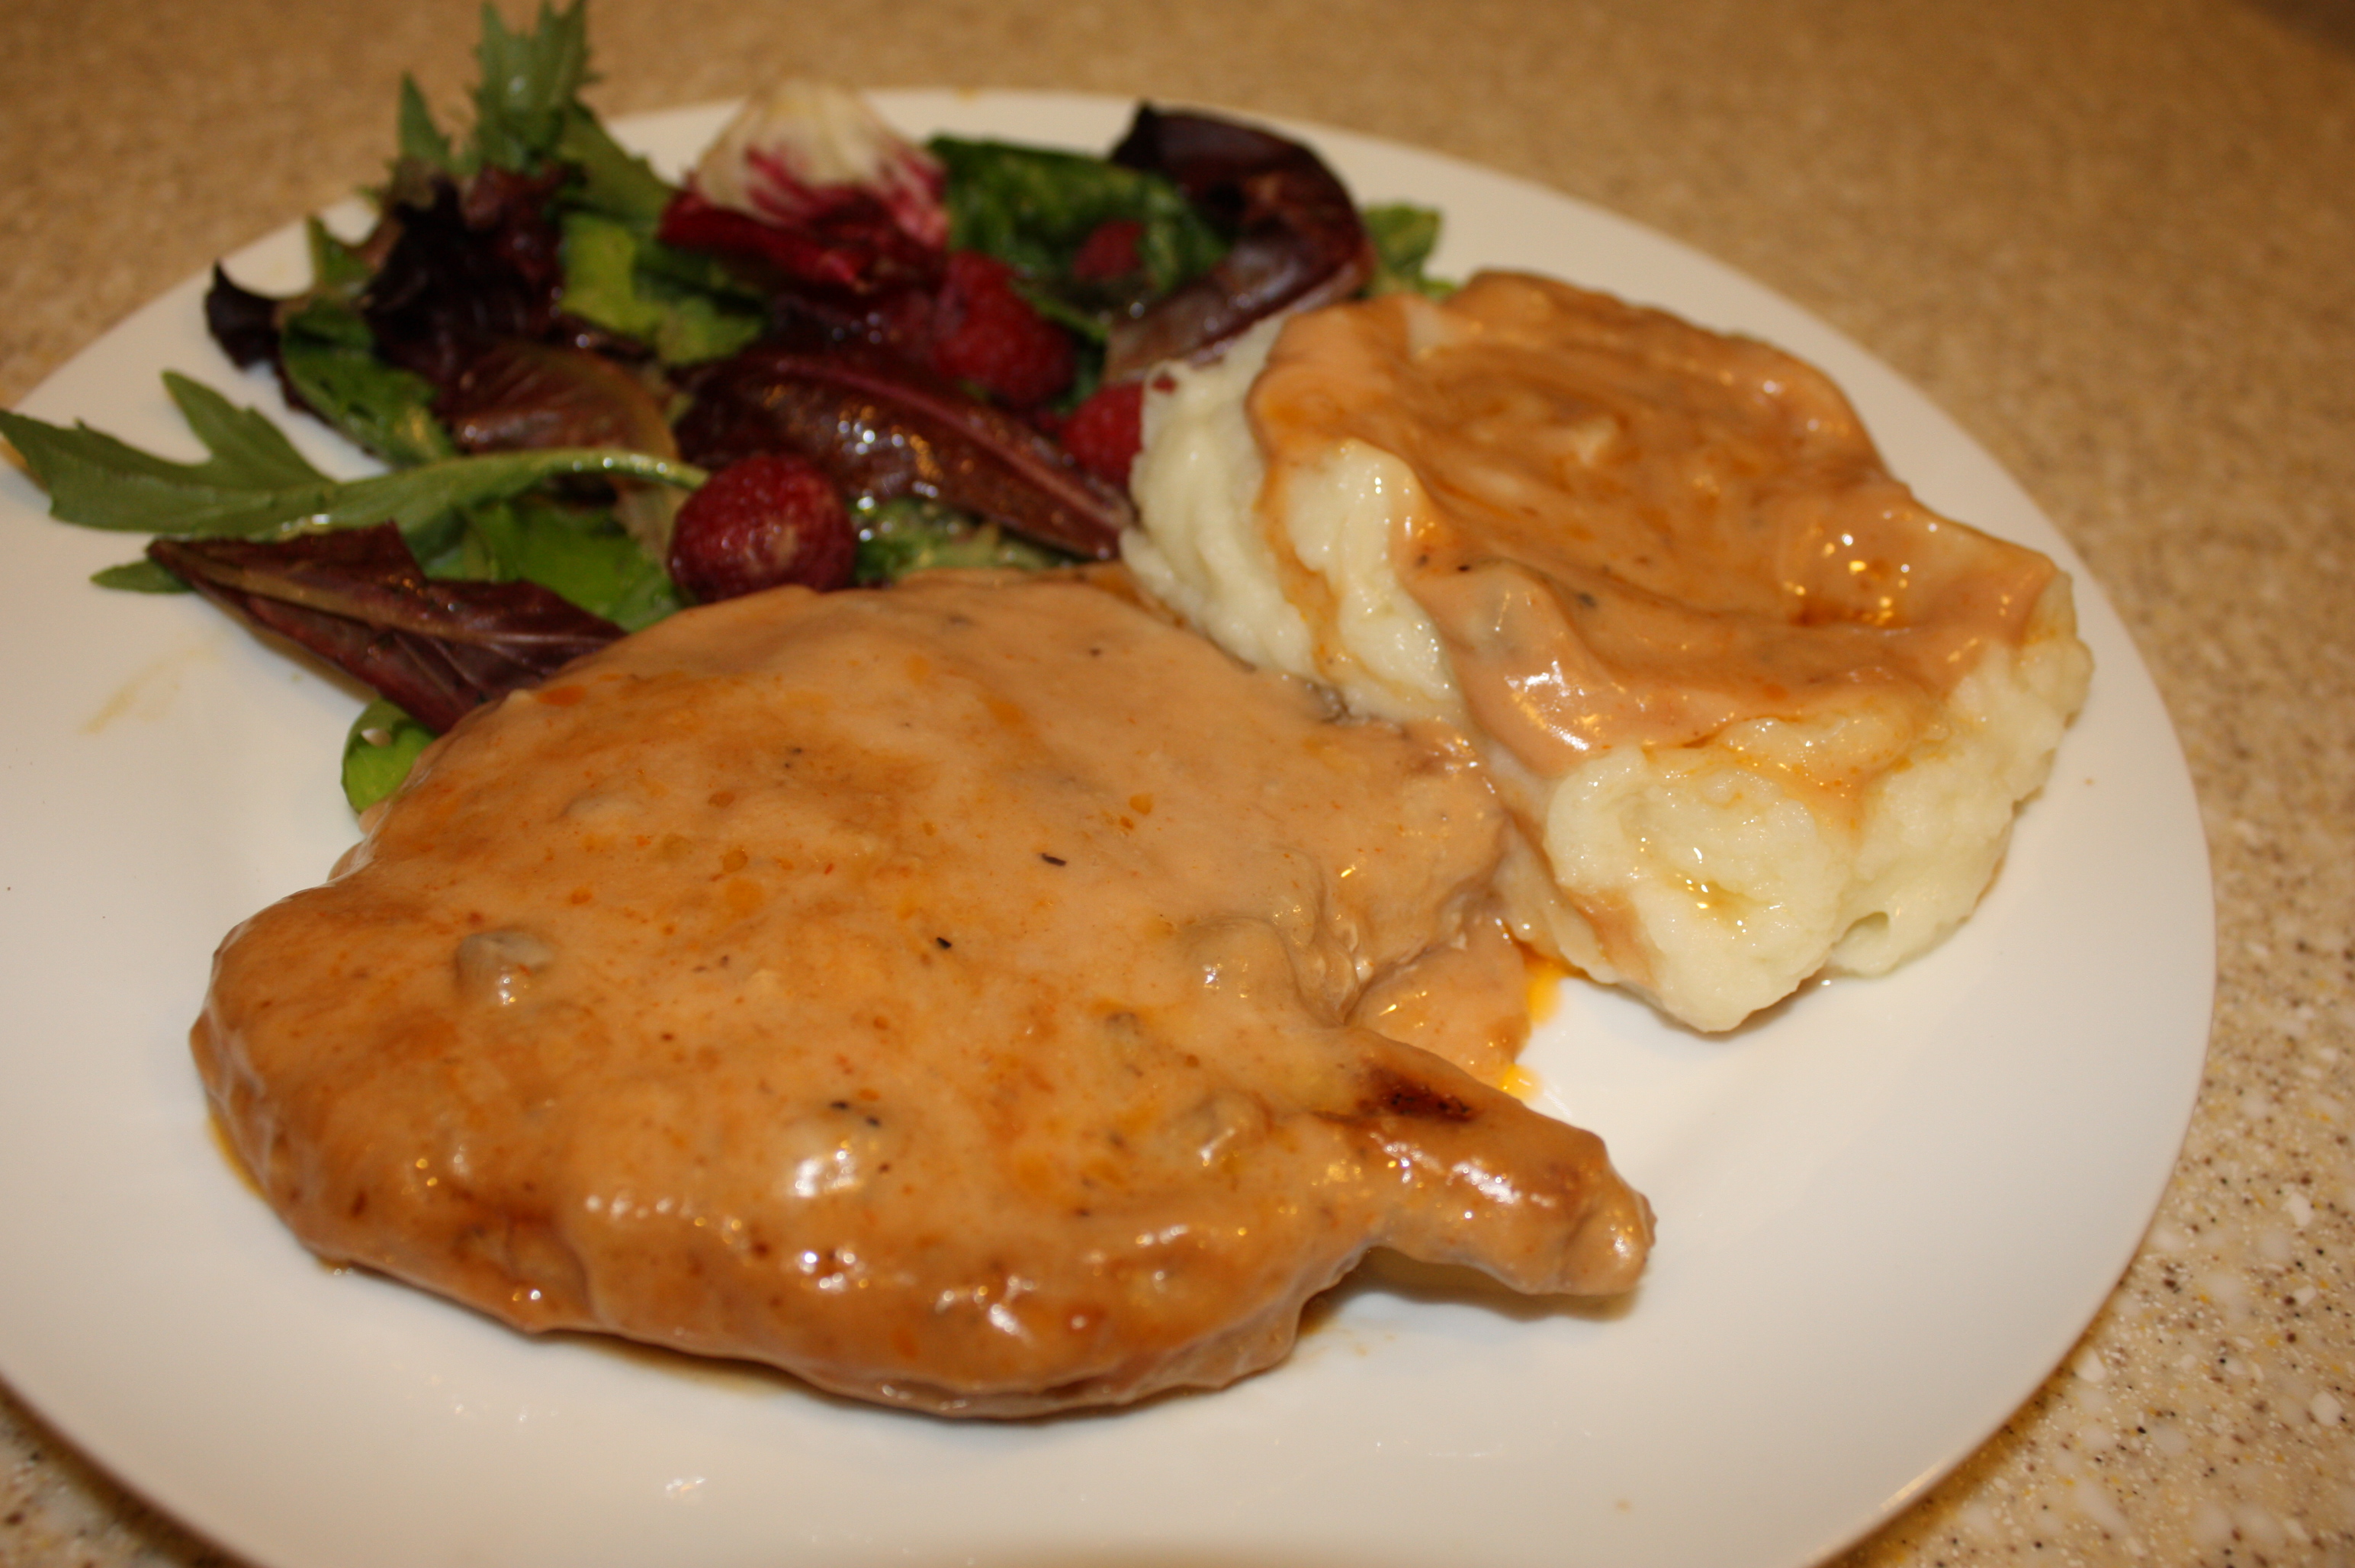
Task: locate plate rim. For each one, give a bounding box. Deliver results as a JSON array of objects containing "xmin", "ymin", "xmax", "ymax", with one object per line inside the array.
[{"xmin": 0, "ymin": 88, "xmax": 2215, "ymax": 1568}]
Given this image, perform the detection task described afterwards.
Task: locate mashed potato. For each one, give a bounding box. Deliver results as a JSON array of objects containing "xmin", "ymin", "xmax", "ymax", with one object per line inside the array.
[{"xmin": 1126, "ymin": 274, "xmax": 2090, "ymax": 1032}]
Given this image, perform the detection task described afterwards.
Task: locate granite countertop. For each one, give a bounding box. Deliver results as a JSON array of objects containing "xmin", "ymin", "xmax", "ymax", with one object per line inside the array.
[{"xmin": 3, "ymin": 0, "xmax": 2348, "ymax": 1563}]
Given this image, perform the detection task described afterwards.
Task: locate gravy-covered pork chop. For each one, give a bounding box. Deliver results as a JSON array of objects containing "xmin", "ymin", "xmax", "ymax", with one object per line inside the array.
[{"xmin": 196, "ymin": 570, "xmax": 1650, "ymax": 1417}]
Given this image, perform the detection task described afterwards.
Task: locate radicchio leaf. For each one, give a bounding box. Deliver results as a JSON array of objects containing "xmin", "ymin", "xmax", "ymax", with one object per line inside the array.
[
  {"xmin": 655, "ymin": 80, "xmax": 947, "ymax": 297},
  {"xmin": 148, "ymin": 523, "xmax": 621, "ymax": 733},
  {"xmin": 657, "ymin": 188, "xmax": 942, "ymax": 297},
  {"xmin": 674, "ymin": 340, "xmax": 1129, "ymax": 560}
]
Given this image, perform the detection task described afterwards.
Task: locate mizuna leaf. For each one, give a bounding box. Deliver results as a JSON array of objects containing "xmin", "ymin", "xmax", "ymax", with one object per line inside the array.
[
  {"xmin": 89, "ymin": 560, "xmax": 191, "ymax": 593},
  {"xmin": 470, "ymin": 0, "xmax": 593, "ymax": 175},
  {"xmin": 397, "ymin": 74, "xmax": 461, "ymax": 175},
  {"xmin": 287, "ymin": 443, "xmax": 706, "ymax": 535},
  {"xmin": 0, "ymin": 375, "xmax": 331, "ymax": 535},
  {"xmin": 0, "ymin": 374, "xmax": 705, "ymax": 538},
  {"xmin": 162, "ymin": 371, "xmax": 333, "ymax": 487}
]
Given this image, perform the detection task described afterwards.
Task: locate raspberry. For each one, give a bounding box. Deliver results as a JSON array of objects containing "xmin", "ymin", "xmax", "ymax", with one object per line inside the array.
[
  {"xmin": 1059, "ymin": 381, "xmax": 1146, "ymax": 488},
  {"xmin": 1068, "ymin": 218, "xmax": 1144, "ymax": 282},
  {"xmin": 930, "ymin": 250, "xmax": 1075, "ymax": 408},
  {"xmin": 667, "ymin": 452, "xmax": 856, "ymax": 602}
]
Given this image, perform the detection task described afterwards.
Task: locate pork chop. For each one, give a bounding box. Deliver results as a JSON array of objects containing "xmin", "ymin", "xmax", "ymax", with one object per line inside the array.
[{"xmin": 195, "ymin": 570, "xmax": 1652, "ymax": 1416}]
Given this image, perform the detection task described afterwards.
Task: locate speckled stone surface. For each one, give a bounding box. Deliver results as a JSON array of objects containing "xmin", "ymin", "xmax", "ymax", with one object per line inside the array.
[{"xmin": 3, "ymin": 0, "xmax": 2349, "ymax": 1563}]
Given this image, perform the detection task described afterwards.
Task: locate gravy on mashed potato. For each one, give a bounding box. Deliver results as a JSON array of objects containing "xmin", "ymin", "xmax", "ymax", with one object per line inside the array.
[{"xmin": 1127, "ymin": 272, "xmax": 2091, "ymax": 1031}]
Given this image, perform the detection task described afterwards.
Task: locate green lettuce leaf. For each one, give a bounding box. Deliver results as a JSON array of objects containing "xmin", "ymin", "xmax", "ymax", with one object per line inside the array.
[
  {"xmin": 457, "ymin": 493, "xmax": 682, "ymax": 629},
  {"xmin": 558, "ymin": 212, "xmax": 766, "ymax": 365},
  {"xmin": 89, "ymin": 560, "xmax": 190, "ymax": 593},
  {"xmin": 304, "ymin": 216, "xmax": 377, "ymax": 298},
  {"xmin": 1361, "ymin": 203, "xmax": 1453, "ymax": 297},
  {"xmin": 555, "ymin": 108, "xmax": 676, "ymax": 225},
  {"xmin": 342, "ymin": 698, "xmax": 439, "ymax": 812},
  {"xmin": 928, "ymin": 136, "xmax": 1227, "ymax": 302},
  {"xmin": 853, "ymin": 496, "xmax": 1071, "ymax": 583},
  {"xmin": 276, "ymin": 298, "xmax": 458, "ymax": 467}
]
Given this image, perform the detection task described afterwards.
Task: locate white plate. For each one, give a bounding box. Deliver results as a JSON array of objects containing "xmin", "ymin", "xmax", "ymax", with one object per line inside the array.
[{"xmin": 0, "ymin": 94, "xmax": 2212, "ymax": 1568}]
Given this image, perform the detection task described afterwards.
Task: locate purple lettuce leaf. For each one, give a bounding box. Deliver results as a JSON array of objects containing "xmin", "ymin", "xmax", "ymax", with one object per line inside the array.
[
  {"xmin": 148, "ymin": 523, "xmax": 622, "ymax": 733},
  {"xmin": 674, "ymin": 339, "xmax": 1129, "ymax": 560}
]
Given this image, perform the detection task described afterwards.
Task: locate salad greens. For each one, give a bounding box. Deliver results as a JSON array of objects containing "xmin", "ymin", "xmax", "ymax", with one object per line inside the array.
[
  {"xmin": 853, "ymin": 496, "xmax": 1068, "ymax": 583},
  {"xmin": 399, "ymin": 0, "xmax": 596, "ymax": 180},
  {"xmin": 275, "ymin": 295, "xmax": 461, "ymax": 468},
  {"xmin": 0, "ymin": 0, "xmax": 1452, "ymax": 815},
  {"xmin": 0, "ymin": 374, "xmax": 703, "ymax": 548},
  {"xmin": 343, "ymin": 699, "xmax": 441, "ymax": 812},
  {"xmin": 557, "ymin": 211, "xmax": 767, "ymax": 365},
  {"xmin": 1361, "ymin": 204, "xmax": 1451, "ymax": 298},
  {"xmin": 930, "ymin": 137, "xmax": 1230, "ymax": 320}
]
